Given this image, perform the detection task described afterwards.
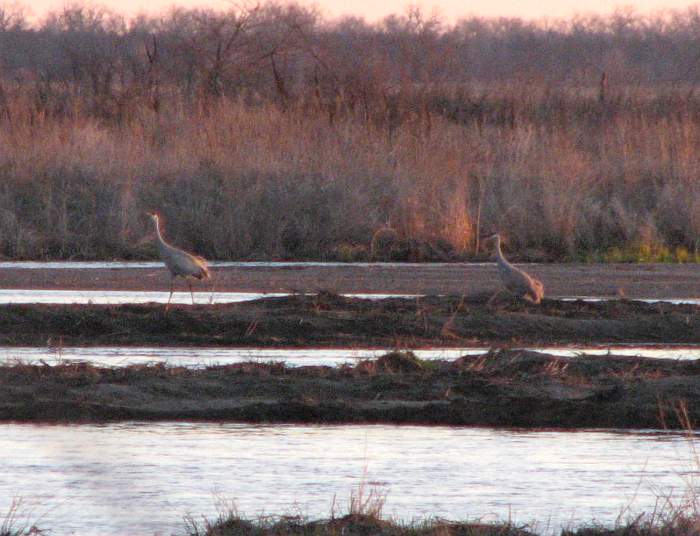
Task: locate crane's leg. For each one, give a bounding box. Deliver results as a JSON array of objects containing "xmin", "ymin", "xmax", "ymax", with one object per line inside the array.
[
  {"xmin": 487, "ymin": 289, "xmax": 505, "ymax": 307},
  {"xmin": 166, "ymin": 277, "xmax": 175, "ymax": 311},
  {"xmin": 189, "ymin": 281, "xmax": 195, "ymax": 305}
]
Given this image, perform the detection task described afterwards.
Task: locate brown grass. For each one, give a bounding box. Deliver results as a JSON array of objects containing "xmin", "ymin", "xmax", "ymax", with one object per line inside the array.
[
  {"xmin": 3, "ymin": 84, "xmax": 700, "ymax": 261},
  {"xmin": 3, "ymin": 5, "xmax": 700, "ymax": 261}
]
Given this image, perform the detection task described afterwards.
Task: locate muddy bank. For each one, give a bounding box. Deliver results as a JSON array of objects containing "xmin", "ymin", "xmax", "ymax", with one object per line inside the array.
[
  {"xmin": 2, "ymin": 350, "xmax": 700, "ymax": 428},
  {"xmin": 2, "ymin": 262, "xmax": 700, "ymax": 300},
  {"xmin": 0, "ymin": 294, "xmax": 696, "ymax": 346}
]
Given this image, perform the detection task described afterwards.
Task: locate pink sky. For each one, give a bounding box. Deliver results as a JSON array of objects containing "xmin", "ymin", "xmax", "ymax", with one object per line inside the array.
[{"xmin": 19, "ymin": 0, "xmax": 700, "ymax": 21}]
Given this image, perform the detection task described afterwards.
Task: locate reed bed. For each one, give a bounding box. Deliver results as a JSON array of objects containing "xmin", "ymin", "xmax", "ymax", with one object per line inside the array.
[
  {"xmin": 2, "ymin": 6, "xmax": 700, "ymax": 261},
  {"xmin": 2, "ymin": 86, "xmax": 700, "ymax": 262}
]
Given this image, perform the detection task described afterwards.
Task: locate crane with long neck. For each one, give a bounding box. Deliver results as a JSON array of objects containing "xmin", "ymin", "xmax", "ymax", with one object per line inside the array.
[
  {"xmin": 147, "ymin": 212, "xmax": 210, "ymax": 309},
  {"xmin": 487, "ymin": 233, "xmax": 544, "ymax": 304}
]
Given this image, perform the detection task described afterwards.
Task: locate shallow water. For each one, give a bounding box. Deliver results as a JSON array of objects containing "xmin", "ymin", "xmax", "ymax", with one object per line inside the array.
[
  {"xmin": 0, "ymin": 289, "xmax": 423, "ymax": 304},
  {"xmin": 2, "ymin": 345, "xmax": 699, "ymax": 368},
  {"xmin": 0, "ymin": 346, "xmax": 481, "ymax": 367},
  {"xmin": 1, "ymin": 423, "xmax": 698, "ymax": 536},
  {"xmin": 0, "ymin": 289, "xmax": 421, "ymax": 305},
  {"xmin": 0, "ymin": 288, "xmax": 694, "ymax": 305}
]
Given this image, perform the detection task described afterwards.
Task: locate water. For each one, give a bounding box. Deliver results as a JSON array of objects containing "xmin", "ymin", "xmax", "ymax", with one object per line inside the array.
[
  {"xmin": 2, "ymin": 345, "xmax": 699, "ymax": 368},
  {"xmin": 0, "ymin": 423, "xmax": 697, "ymax": 536},
  {"xmin": 0, "ymin": 288, "xmax": 694, "ymax": 305},
  {"xmin": 0, "ymin": 346, "xmax": 481, "ymax": 368},
  {"xmin": 0, "ymin": 289, "xmax": 419, "ymax": 305}
]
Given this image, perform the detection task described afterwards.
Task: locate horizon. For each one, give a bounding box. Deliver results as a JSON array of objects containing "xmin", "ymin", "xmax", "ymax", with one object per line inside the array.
[{"xmin": 14, "ymin": 0, "xmax": 700, "ymax": 23}]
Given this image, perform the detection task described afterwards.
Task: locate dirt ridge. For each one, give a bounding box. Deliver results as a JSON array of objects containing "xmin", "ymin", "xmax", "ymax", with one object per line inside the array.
[
  {"xmin": 2, "ymin": 350, "xmax": 700, "ymax": 428},
  {"xmin": 0, "ymin": 294, "xmax": 695, "ymax": 346}
]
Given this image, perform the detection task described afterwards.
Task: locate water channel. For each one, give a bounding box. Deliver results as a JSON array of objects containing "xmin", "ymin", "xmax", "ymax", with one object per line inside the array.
[
  {"xmin": 1, "ymin": 423, "xmax": 697, "ymax": 536},
  {"xmin": 1, "ymin": 345, "xmax": 699, "ymax": 368}
]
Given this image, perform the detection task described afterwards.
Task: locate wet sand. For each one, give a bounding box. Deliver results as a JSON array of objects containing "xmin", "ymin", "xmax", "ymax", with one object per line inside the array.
[
  {"xmin": 2, "ymin": 350, "xmax": 698, "ymax": 428},
  {"xmin": 2, "ymin": 262, "xmax": 699, "ymax": 299}
]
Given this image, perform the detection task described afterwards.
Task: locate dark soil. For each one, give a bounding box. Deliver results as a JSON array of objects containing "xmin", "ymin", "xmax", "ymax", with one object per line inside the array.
[
  {"xmin": 0, "ymin": 293, "xmax": 695, "ymax": 346},
  {"xmin": 3, "ymin": 349, "xmax": 700, "ymax": 428}
]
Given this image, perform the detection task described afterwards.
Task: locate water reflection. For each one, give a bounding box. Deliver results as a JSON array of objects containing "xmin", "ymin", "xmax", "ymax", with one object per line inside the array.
[
  {"xmin": 0, "ymin": 423, "xmax": 697, "ymax": 535},
  {"xmin": 0, "ymin": 288, "xmax": 694, "ymax": 305},
  {"xmin": 0, "ymin": 289, "xmax": 422, "ymax": 304},
  {"xmin": 0, "ymin": 345, "xmax": 698, "ymax": 368}
]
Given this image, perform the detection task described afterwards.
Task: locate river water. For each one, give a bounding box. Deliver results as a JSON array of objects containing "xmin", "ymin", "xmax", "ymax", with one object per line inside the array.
[
  {"xmin": 1, "ymin": 423, "xmax": 698, "ymax": 536},
  {"xmin": 1, "ymin": 345, "xmax": 699, "ymax": 368},
  {"xmin": 0, "ymin": 288, "xmax": 694, "ymax": 305}
]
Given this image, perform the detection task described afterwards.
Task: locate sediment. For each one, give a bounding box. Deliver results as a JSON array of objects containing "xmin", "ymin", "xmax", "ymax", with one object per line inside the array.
[
  {"xmin": 0, "ymin": 293, "xmax": 696, "ymax": 346},
  {"xmin": 2, "ymin": 349, "xmax": 700, "ymax": 428}
]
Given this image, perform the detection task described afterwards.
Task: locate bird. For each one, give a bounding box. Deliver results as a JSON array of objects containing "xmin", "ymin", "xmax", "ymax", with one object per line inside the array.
[
  {"xmin": 147, "ymin": 212, "xmax": 211, "ymax": 309},
  {"xmin": 486, "ymin": 233, "xmax": 544, "ymax": 304}
]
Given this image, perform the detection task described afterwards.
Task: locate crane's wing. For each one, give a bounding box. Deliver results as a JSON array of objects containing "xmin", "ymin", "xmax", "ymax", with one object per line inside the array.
[{"xmin": 165, "ymin": 245, "xmax": 210, "ymax": 279}]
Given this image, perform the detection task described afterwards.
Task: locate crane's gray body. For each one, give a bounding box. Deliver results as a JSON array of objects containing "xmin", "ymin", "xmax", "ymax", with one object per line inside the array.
[
  {"xmin": 490, "ymin": 234, "xmax": 544, "ymax": 304},
  {"xmin": 155, "ymin": 234, "xmax": 209, "ymax": 280},
  {"xmin": 148, "ymin": 212, "xmax": 210, "ymax": 308}
]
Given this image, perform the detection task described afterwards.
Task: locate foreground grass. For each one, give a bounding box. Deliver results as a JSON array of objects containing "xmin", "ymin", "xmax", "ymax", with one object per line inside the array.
[
  {"xmin": 186, "ymin": 515, "xmax": 700, "ymax": 536},
  {"xmin": 184, "ymin": 492, "xmax": 700, "ymax": 536},
  {"xmin": 187, "ymin": 514, "xmax": 532, "ymax": 536}
]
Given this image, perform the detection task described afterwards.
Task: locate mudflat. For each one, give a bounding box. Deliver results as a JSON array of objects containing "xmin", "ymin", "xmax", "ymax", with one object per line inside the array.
[
  {"xmin": 2, "ymin": 262, "xmax": 700, "ymax": 299},
  {"xmin": 2, "ymin": 350, "xmax": 698, "ymax": 428},
  {"xmin": 0, "ymin": 294, "xmax": 696, "ymax": 346}
]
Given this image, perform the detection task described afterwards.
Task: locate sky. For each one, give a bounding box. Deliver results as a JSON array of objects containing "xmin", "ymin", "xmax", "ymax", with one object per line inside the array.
[{"xmin": 18, "ymin": 0, "xmax": 700, "ymax": 22}]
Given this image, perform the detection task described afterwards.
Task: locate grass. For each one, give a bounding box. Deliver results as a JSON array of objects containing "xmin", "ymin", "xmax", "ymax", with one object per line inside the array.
[
  {"xmin": 2, "ymin": 6, "xmax": 700, "ymax": 261},
  {"xmin": 185, "ymin": 481, "xmax": 533, "ymax": 536},
  {"xmin": 1, "ymin": 82, "xmax": 700, "ymax": 261},
  {"xmin": 185, "ymin": 481, "xmax": 700, "ymax": 536},
  {"xmin": 0, "ymin": 499, "xmax": 43, "ymax": 536},
  {"xmin": 583, "ymin": 245, "xmax": 700, "ymax": 264}
]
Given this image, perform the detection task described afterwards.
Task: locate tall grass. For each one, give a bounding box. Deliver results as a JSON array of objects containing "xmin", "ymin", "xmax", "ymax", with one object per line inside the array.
[
  {"xmin": 0, "ymin": 52, "xmax": 700, "ymax": 261},
  {"xmin": 2, "ymin": 80, "xmax": 700, "ymax": 261},
  {"xmin": 3, "ymin": 4, "xmax": 700, "ymax": 260}
]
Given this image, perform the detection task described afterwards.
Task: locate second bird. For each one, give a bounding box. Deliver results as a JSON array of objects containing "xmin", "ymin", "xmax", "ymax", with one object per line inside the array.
[
  {"xmin": 487, "ymin": 233, "xmax": 544, "ymax": 304},
  {"xmin": 147, "ymin": 212, "xmax": 211, "ymax": 309}
]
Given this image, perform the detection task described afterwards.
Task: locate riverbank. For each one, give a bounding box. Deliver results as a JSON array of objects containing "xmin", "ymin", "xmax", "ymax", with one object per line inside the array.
[
  {"xmin": 0, "ymin": 294, "xmax": 696, "ymax": 347},
  {"xmin": 2, "ymin": 350, "xmax": 699, "ymax": 428}
]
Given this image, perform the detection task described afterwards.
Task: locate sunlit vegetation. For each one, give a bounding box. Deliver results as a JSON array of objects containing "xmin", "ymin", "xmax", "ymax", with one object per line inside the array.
[
  {"xmin": 185, "ymin": 479, "xmax": 700, "ymax": 535},
  {"xmin": 1, "ymin": 4, "xmax": 700, "ymax": 260}
]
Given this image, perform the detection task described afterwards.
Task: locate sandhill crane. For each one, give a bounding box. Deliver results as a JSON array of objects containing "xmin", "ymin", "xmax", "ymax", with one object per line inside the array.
[
  {"xmin": 147, "ymin": 212, "xmax": 211, "ymax": 309},
  {"xmin": 486, "ymin": 233, "xmax": 544, "ymax": 304}
]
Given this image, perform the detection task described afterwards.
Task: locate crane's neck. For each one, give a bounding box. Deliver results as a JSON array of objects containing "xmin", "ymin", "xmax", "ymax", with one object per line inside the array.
[
  {"xmin": 153, "ymin": 218, "xmax": 168, "ymax": 250},
  {"xmin": 493, "ymin": 237, "xmax": 509, "ymax": 266}
]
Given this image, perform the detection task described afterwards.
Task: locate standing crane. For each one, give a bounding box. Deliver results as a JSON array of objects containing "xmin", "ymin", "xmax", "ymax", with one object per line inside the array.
[
  {"xmin": 486, "ymin": 233, "xmax": 544, "ymax": 304},
  {"xmin": 147, "ymin": 212, "xmax": 211, "ymax": 309}
]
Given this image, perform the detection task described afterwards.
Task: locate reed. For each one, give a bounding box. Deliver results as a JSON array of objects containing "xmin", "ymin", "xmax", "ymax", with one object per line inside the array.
[{"xmin": 3, "ymin": 6, "xmax": 700, "ymax": 261}]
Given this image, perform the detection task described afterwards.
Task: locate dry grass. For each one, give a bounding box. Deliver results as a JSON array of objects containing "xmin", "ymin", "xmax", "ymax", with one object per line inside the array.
[
  {"xmin": 1, "ymin": 83, "xmax": 700, "ymax": 261},
  {"xmin": 0, "ymin": 499, "xmax": 44, "ymax": 536},
  {"xmin": 185, "ymin": 481, "xmax": 531, "ymax": 536}
]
